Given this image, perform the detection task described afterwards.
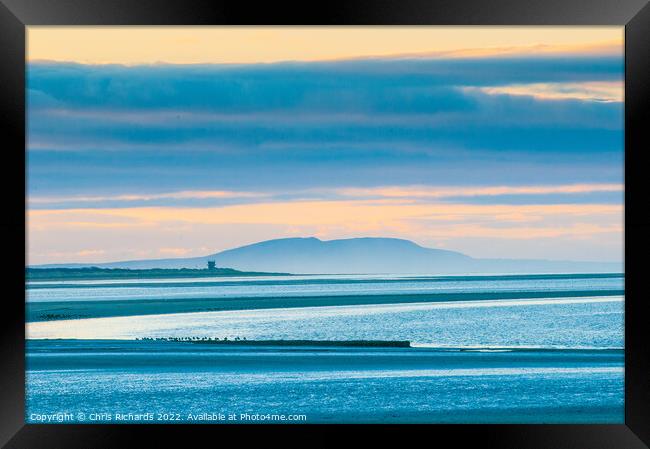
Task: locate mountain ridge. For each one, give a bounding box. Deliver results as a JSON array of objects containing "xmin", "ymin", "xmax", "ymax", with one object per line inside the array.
[{"xmin": 32, "ymin": 236, "xmax": 622, "ymax": 275}]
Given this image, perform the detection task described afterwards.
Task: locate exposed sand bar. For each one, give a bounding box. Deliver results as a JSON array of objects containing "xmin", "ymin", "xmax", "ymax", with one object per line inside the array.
[{"xmin": 27, "ymin": 289, "xmax": 623, "ymax": 322}]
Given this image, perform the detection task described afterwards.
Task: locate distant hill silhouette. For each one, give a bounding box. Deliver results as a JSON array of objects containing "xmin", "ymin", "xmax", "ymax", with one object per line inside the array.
[{"xmin": 34, "ymin": 236, "xmax": 622, "ymax": 275}]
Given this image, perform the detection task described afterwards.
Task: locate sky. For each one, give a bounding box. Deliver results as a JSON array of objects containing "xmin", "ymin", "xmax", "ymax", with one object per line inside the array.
[{"xmin": 26, "ymin": 27, "xmax": 624, "ymax": 265}]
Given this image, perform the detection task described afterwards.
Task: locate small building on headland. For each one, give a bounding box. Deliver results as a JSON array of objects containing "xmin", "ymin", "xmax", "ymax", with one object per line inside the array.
[{"xmin": 207, "ymin": 260, "xmax": 216, "ymax": 270}]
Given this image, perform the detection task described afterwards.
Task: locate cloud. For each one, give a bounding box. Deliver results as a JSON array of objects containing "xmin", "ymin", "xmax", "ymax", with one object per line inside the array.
[
  {"xmin": 27, "ymin": 56, "xmax": 623, "ymax": 110},
  {"xmin": 27, "ymin": 58, "xmax": 623, "ymax": 191},
  {"xmin": 336, "ymin": 183, "xmax": 623, "ymax": 199},
  {"xmin": 27, "ymin": 183, "xmax": 623, "ymax": 210},
  {"xmin": 26, "ymin": 58, "xmax": 623, "ymax": 201},
  {"xmin": 28, "ymin": 200, "xmax": 622, "ymax": 231},
  {"xmin": 75, "ymin": 249, "xmax": 105, "ymax": 257},
  {"xmin": 467, "ymin": 81, "xmax": 623, "ymax": 103},
  {"xmin": 29, "ymin": 189, "xmax": 267, "ymax": 205},
  {"xmin": 26, "ymin": 54, "xmax": 624, "ymax": 264},
  {"xmin": 158, "ymin": 247, "xmax": 193, "ymax": 256}
]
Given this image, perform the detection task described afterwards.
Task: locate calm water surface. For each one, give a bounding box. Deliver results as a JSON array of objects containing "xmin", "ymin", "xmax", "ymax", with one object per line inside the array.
[{"xmin": 25, "ymin": 273, "xmax": 625, "ymax": 423}]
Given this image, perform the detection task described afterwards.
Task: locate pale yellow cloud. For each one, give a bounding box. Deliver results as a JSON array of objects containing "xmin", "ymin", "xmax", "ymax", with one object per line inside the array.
[
  {"xmin": 336, "ymin": 183, "xmax": 623, "ymax": 199},
  {"xmin": 28, "ymin": 200, "xmax": 622, "ymax": 233},
  {"xmin": 28, "ymin": 183, "xmax": 623, "ymax": 206},
  {"xmin": 27, "ymin": 26, "xmax": 622, "ymax": 65},
  {"xmin": 159, "ymin": 247, "xmax": 193, "ymax": 256},
  {"xmin": 29, "ymin": 190, "xmax": 267, "ymax": 205},
  {"xmin": 75, "ymin": 249, "xmax": 105, "ymax": 257},
  {"xmin": 467, "ymin": 81, "xmax": 624, "ymax": 102},
  {"xmin": 401, "ymin": 222, "xmax": 623, "ymax": 240},
  {"xmin": 31, "ymin": 249, "xmax": 106, "ymax": 260}
]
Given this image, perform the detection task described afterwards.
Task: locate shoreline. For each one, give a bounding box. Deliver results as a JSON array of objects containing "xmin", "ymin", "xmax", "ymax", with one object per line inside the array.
[
  {"xmin": 26, "ymin": 338, "xmax": 625, "ymax": 353},
  {"xmin": 135, "ymin": 338, "xmax": 412, "ymax": 347},
  {"xmin": 26, "ymin": 267, "xmax": 290, "ymax": 282},
  {"xmin": 26, "ymin": 289, "xmax": 624, "ymax": 322},
  {"xmin": 26, "ymin": 272, "xmax": 624, "ymax": 289}
]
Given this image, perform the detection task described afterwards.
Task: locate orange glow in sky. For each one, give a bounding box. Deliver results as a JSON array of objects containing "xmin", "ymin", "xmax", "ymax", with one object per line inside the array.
[{"xmin": 27, "ymin": 26, "xmax": 623, "ymax": 65}]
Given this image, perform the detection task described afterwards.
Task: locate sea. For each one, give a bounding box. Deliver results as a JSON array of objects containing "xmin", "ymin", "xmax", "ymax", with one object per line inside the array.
[{"xmin": 25, "ymin": 273, "xmax": 624, "ymax": 423}]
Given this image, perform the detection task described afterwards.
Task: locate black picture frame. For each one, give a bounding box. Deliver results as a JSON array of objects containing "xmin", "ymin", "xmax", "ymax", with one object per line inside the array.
[{"xmin": 1, "ymin": 0, "xmax": 648, "ymax": 447}]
